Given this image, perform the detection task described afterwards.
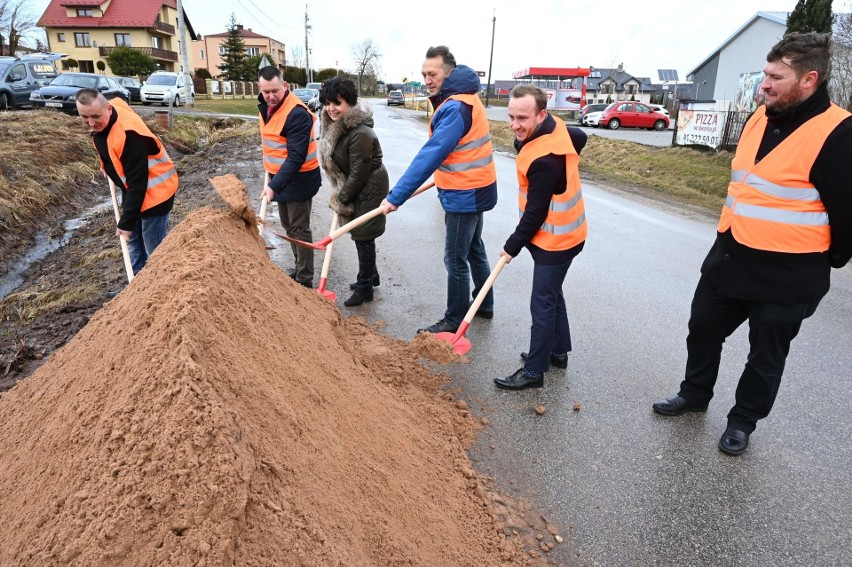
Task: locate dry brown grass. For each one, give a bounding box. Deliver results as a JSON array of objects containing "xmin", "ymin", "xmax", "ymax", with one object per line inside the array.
[
  {"xmin": 1, "ymin": 284, "xmax": 100, "ymax": 321},
  {"xmin": 0, "ymin": 111, "xmax": 99, "ymax": 247}
]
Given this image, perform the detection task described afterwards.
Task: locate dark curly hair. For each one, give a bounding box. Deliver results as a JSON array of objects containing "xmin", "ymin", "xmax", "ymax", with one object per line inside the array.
[
  {"xmin": 318, "ymin": 76, "xmax": 357, "ymax": 106},
  {"xmin": 767, "ymin": 32, "xmax": 831, "ymax": 84}
]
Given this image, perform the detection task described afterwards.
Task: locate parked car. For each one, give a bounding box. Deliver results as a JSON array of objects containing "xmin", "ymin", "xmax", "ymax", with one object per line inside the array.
[
  {"xmin": 578, "ymin": 103, "xmax": 608, "ymax": 126},
  {"xmin": 305, "ymin": 82, "xmax": 322, "ymax": 91},
  {"xmin": 649, "ymin": 104, "xmax": 671, "ymax": 118},
  {"xmin": 387, "ymin": 90, "xmax": 405, "ymax": 106},
  {"xmin": 598, "ymin": 101, "xmax": 670, "ymax": 130},
  {"xmin": 293, "ymin": 88, "xmax": 320, "ymax": 112},
  {"xmin": 140, "ymin": 71, "xmax": 194, "ymax": 106},
  {"xmin": 0, "ymin": 53, "xmax": 61, "ymax": 110},
  {"xmin": 114, "ymin": 76, "xmax": 142, "ymax": 103},
  {"xmin": 30, "ymin": 73, "xmax": 128, "ymax": 113},
  {"xmin": 583, "ymin": 110, "xmax": 604, "ymax": 128}
]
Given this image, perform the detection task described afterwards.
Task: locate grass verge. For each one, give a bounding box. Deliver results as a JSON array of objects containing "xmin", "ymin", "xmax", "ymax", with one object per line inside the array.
[
  {"xmin": 489, "ymin": 119, "xmax": 732, "ymax": 211},
  {"xmin": 191, "ymin": 98, "xmax": 260, "ymax": 116}
]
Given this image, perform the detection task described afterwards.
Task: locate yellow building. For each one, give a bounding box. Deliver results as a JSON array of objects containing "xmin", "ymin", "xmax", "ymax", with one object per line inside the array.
[
  {"xmin": 37, "ymin": 0, "xmax": 196, "ymax": 75},
  {"xmin": 193, "ymin": 25, "xmax": 286, "ymax": 78}
]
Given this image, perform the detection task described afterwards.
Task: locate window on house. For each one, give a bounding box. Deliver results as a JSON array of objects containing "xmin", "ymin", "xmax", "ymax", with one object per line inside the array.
[
  {"xmin": 74, "ymin": 33, "xmax": 91, "ymax": 47},
  {"xmin": 219, "ymin": 45, "xmax": 228, "ymax": 55},
  {"xmin": 200, "ymin": 49, "xmax": 205, "ymax": 60},
  {"xmin": 115, "ymin": 34, "xmax": 131, "ymax": 47},
  {"xmin": 627, "ymin": 84, "xmax": 636, "ymax": 94},
  {"xmin": 77, "ymin": 8, "xmax": 94, "ymax": 17},
  {"xmin": 246, "ymin": 47, "xmax": 260, "ymax": 56},
  {"xmin": 603, "ymin": 84, "xmax": 613, "ymax": 94},
  {"xmin": 57, "ymin": 33, "xmax": 65, "ymax": 42},
  {"xmin": 151, "ymin": 36, "xmax": 162, "ymax": 49},
  {"xmin": 78, "ymin": 60, "xmax": 95, "ymax": 73}
]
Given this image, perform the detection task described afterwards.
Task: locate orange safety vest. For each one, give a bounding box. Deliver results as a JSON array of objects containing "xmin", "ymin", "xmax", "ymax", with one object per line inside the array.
[
  {"xmin": 99, "ymin": 98, "xmax": 177, "ymax": 212},
  {"xmin": 430, "ymin": 93, "xmax": 497, "ymax": 190},
  {"xmin": 516, "ymin": 115, "xmax": 587, "ymax": 251},
  {"xmin": 260, "ymin": 93, "xmax": 319, "ymax": 175},
  {"xmin": 718, "ymin": 104, "xmax": 849, "ymax": 253}
]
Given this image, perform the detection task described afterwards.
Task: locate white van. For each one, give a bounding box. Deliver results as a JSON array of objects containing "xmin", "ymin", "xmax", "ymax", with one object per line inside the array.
[{"xmin": 140, "ymin": 71, "xmax": 194, "ymax": 106}]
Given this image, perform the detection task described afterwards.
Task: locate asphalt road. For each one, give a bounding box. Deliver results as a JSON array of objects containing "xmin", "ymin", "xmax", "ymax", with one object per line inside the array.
[{"xmin": 270, "ymin": 101, "xmax": 852, "ymax": 566}]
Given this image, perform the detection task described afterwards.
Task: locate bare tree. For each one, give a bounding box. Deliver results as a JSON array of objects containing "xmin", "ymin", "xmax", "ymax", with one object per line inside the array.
[
  {"xmin": 289, "ymin": 45, "xmax": 304, "ymax": 69},
  {"xmin": 351, "ymin": 39, "xmax": 381, "ymax": 94},
  {"xmin": 830, "ymin": 12, "xmax": 852, "ymax": 110},
  {"xmin": 0, "ymin": 0, "xmax": 36, "ymax": 56}
]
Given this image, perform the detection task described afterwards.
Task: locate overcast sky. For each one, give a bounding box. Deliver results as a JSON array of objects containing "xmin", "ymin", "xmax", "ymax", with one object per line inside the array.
[{"xmin": 29, "ymin": 0, "xmax": 852, "ymax": 82}]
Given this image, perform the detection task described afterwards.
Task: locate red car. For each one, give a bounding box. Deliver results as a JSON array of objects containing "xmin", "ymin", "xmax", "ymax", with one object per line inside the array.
[{"xmin": 598, "ymin": 101, "xmax": 670, "ymax": 130}]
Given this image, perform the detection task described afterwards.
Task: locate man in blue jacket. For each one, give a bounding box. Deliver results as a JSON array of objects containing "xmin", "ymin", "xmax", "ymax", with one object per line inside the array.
[{"xmin": 381, "ymin": 46, "xmax": 498, "ymax": 334}]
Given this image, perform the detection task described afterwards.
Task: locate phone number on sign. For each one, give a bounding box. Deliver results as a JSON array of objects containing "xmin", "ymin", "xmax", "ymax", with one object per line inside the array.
[{"xmin": 677, "ymin": 133, "xmax": 719, "ymax": 147}]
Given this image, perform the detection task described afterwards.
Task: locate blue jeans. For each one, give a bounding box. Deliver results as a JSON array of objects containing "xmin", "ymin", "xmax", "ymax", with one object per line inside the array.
[
  {"xmin": 524, "ymin": 259, "xmax": 574, "ymax": 374},
  {"xmin": 127, "ymin": 213, "xmax": 169, "ymax": 274},
  {"xmin": 444, "ymin": 211, "xmax": 493, "ymax": 326}
]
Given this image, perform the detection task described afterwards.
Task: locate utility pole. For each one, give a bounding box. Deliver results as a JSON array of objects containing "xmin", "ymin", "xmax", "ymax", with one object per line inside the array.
[
  {"xmin": 304, "ymin": 5, "xmax": 312, "ymax": 86},
  {"xmin": 176, "ymin": 0, "xmax": 193, "ymax": 106},
  {"xmin": 485, "ymin": 9, "xmax": 496, "ymax": 108}
]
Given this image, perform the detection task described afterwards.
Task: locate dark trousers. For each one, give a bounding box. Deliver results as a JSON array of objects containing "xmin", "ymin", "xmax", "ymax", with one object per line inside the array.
[
  {"xmin": 354, "ymin": 239, "xmax": 378, "ymax": 292},
  {"xmin": 444, "ymin": 211, "xmax": 493, "ymax": 326},
  {"xmin": 679, "ymin": 286, "xmax": 820, "ymax": 433},
  {"xmin": 278, "ymin": 198, "xmax": 313, "ymax": 285},
  {"xmin": 524, "ymin": 258, "xmax": 575, "ymax": 374}
]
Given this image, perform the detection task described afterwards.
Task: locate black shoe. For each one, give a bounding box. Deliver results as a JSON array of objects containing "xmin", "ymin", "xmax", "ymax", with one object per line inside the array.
[
  {"xmin": 105, "ymin": 289, "xmax": 122, "ymax": 299},
  {"xmin": 296, "ymin": 280, "xmax": 312, "ymax": 289},
  {"xmin": 344, "ymin": 289, "xmax": 373, "ymax": 307},
  {"xmin": 286, "ymin": 268, "xmax": 297, "ymax": 279},
  {"xmin": 652, "ymin": 395, "xmax": 709, "ymax": 416},
  {"xmin": 719, "ymin": 426, "xmax": 750, "ymax": 456},
  {"xmin": 417, "ymin": 318, "xmax": 459, "ymax": 334},
  {"xmin": 494, "ymin": 368, "xmax": 544, "ymax": 390},
  {"xmin": 474, "ymin": 309, "xmax": 493, "ymax": 319},
  {"xmin": 350, "ymin": 273, "xmax": 380, "ymax": 290},
  {"xmin": 520, "ymin": 351, "xmax": 568, "ymax": 369}
]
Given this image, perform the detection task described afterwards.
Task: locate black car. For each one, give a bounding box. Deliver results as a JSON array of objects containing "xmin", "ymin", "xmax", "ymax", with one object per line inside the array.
[
  {"xmin": 30, "ymin": 73, "xmax": 128, "ymax": 113},
  {"xmin": 293, "ymin": 88, "xmax": 320, "ymax": 112},
  {"xmin": 114, "ymin": 76, "xmax": 142, "ymax": 103}
]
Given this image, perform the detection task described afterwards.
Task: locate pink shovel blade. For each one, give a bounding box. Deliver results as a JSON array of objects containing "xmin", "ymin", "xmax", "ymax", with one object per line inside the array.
[
  {"xmin": 271, "ymin": 231, "xmax": 328, "ymax": 250},
  {"xmin": 316, "ymin": 278, "xmax": 337, "ymax": 302},
  {"xmin": 434, "ymin": 331, "xmax": 471, "ymax": 355}
]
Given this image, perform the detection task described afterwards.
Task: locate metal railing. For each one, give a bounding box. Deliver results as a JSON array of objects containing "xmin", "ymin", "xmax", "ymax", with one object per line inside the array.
[{"xmin": 99, "ymin": 46, "xmax": 177, "ymax": 61}]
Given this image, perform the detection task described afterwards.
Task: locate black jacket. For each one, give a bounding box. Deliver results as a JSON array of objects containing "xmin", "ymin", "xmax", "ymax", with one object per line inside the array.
[
  {"xmin": 699, "ymin": 83, "xmax": 852, "ymax": 303},
  {"xmin": 258, "ymin": 91, "xmax": 321, "ymax": 202},
  {"xmin": 93, "ymin": 109, "xmax": 174, "ymax": 231},
  {"xmin": 503, "ymin": 114, "xmax": 587, "ymax": 265}
]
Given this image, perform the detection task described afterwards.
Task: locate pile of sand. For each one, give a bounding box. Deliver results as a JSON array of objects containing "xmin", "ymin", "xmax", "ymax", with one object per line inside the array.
[{"xmin": 0, "ymin": 183, "xmax": 544, "ymax": 565}]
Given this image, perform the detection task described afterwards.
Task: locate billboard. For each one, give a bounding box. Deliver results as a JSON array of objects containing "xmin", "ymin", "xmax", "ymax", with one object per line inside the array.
[
  {"xmin": 735, "ymin": 71, "xmax": 765, "ymax": 113},
  {"xmin": 543, "ymin": 88, "xmax": 584, "ymax": 111},
  {"xmin": 675, "ymin": 106, "xmax": 727, "ymax": 149}
]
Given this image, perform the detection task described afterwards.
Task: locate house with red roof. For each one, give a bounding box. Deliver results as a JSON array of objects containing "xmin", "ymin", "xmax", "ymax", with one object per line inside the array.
[
  {"xmin": 37, "ymin": 0, "xmax": 196, "ymax": 75},
  {"xmin": 192, "ymin": 25, "xmax": 286, "ymax": 78}
]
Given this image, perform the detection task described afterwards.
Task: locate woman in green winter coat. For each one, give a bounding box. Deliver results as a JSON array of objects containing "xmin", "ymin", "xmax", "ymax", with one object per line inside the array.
[{"xmin": 317, "ymin": 77, "xmax": 389, "ymax": 306}]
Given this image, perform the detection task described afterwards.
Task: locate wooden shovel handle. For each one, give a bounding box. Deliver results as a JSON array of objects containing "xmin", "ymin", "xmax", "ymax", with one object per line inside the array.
[
  {"xmin": 319, "ymin": 213, "xmax": 339, "ymax": 281},
  {"xmin": 258, "ymin": 172, "xmax": 269, "ymax": 236},
  {"xmin": 327, "ymin": 181, "xmax": 435, "ymax": 242},
  {"xmin": 461, "ymin": 255, "xmax": 508, "ymax": 325},
  {"xmin": 108, "ymin": 177, "xmax": 135, "ymax": 283}
]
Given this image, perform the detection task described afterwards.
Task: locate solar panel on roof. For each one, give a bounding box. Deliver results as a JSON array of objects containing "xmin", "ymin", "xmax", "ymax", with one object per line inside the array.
[{"xmin": 657, "ymin": 69, "xmax": 679, "ymax": 82}]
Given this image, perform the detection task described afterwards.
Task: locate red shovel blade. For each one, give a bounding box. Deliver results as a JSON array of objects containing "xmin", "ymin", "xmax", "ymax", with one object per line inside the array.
[
  {"xmin": 316, "ymin": 278, "xmax": 337, "ymax": 302},
  {"xmin": 271, "ymin": 231, "xmax": 328, "ymax": 250},
  {"xmin": 435, "ymin": 322, "xmax": 472, "ymax": 355}
]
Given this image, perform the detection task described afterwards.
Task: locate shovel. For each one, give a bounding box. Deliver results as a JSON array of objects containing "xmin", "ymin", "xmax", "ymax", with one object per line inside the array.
[
  {"xmin": 258, "ymin": 172, "xmax": 269, "ymax": 236},
  {"xmin": 273, "ymin": 181, "xmax": 436, "ymax": 250},
  {"xmin": 108, "ymin": 177, "xmax": 135, "ymax": 283},
  {"xmin": 434, "ymin": 255, "xmax": 509, "ymax": 355},
  {"xmin": 316, "ymin": 213, "xmax": 339, "ymax": 301}
]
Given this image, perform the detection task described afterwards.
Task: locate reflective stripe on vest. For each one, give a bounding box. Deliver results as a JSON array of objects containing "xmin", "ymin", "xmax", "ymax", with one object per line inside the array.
[
  {"xmin": 516, "ymin": 115, "xmax": 586, "ymax": 251},
  {"xmin": 260, "ymin": 93, "xmax": 319, "ymax": 174},
  {"xmin": 100, "ymin": 98, "xmax": 178, "ymax": 213},
  {"xmin": 717, "ymin": 104, "xmax": 849, "ymax": 253},
  {"xmin": 430, "ymin": 93, "xmax": 497, "ymax": 190}
]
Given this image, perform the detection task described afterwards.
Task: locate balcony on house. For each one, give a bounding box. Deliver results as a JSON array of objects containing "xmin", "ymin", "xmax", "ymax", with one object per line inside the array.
[
  {"xmin": 151, "ymin": 19, "xmax": 175, "ymax": 35},
  {"xmin": 99, "ymin": 46, "xmax": 178, "ymax": 61}
]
